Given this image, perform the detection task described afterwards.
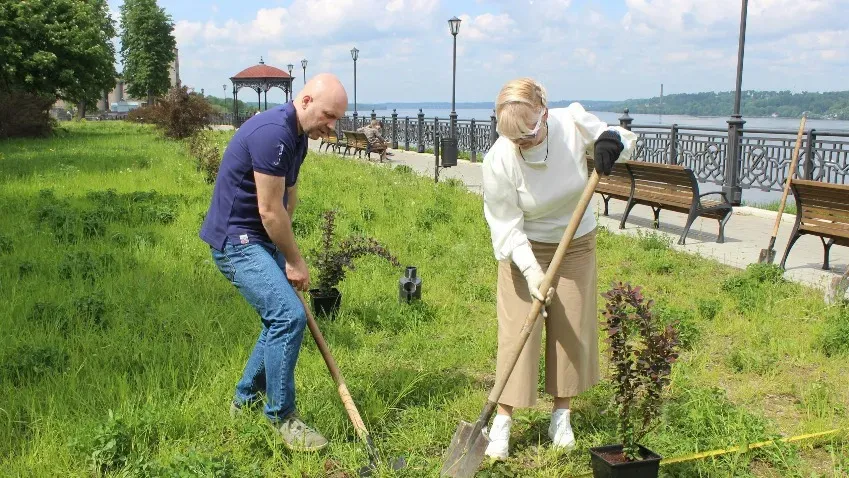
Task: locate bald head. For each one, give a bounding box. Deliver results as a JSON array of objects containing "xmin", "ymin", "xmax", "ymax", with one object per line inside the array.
[{"xmin": 294, "ymin": 73, "xmax": 348, "ymax": 139}]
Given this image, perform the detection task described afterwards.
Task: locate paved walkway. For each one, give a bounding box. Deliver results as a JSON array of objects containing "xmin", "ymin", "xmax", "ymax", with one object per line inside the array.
[{"xmin": 309, "ymin": 140, "xmax": 848, "ymax": 297}]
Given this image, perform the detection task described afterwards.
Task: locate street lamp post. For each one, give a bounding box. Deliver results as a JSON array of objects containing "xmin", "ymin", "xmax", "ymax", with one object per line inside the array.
[
  {"xmin": 724, "ymin": 0, "xmax": 748, "ymax": 206},
  {"xmin": 287, "ymin": 64, "xmax": 293, "ymax": 101},
  {"xmin": 351, "ymin": 47, "xmax": 359, "ymax": 126},
  {"xmin": 301, "ymin": 59, "xmax": 308, "ymax": 85},
  {"xmin": 448, "ymin": 16, "xmax": 461, "ymax": 138}
]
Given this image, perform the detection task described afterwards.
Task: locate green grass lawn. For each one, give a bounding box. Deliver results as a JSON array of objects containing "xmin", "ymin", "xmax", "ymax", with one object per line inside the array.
[
  {"xmin": 742, "ymin": 199, "xmax": 798, "ymax": 215},
  {"xmin": 1, "ymin": 122, "xmax": 847, "ymax": 477}
]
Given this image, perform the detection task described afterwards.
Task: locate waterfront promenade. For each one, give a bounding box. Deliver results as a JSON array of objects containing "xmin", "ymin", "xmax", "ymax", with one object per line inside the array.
[{"xmin": 308, "ymin": 139, "xmax": 849, "ymax": 298}]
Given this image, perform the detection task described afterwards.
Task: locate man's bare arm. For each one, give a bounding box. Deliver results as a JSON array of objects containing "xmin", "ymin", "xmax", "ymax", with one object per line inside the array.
[
  {"xmin": 255, "ymin": 171, "xmax": 308, "ymax": 289},
  {"xmin": 286, "ymin": 184, "xmax": 298, "ymax": 219}
]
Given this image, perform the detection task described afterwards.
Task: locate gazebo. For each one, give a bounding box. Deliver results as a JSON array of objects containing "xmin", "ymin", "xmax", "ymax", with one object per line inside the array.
[{"xmin": 230, "ymin": 57, "xmax": 294, "ymax": 122}]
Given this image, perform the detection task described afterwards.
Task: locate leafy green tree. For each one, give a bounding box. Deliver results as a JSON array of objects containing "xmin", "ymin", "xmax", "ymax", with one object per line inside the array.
[
  {"xmin": 119, "ymin": 0, "xmax": 176, "ymax": 106},
  {"xmin": 0, "ymin": 0, "xmax": 118, "ymax": 118}
]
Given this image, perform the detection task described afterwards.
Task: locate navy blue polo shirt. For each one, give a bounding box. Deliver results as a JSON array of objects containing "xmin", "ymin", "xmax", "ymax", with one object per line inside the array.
[{"xmin": 199, "ymin": 102, "xmax": 307, "ymax": 251}]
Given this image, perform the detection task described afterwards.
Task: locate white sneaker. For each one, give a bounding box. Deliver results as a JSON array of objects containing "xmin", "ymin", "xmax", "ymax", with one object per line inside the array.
[
  {"xmin": 484, "ymin": 414, "xmax": 512, "ymax": 460},
  {"xmin": 548, "ymin": 409, "xmax": 576, "ymax": 451}
]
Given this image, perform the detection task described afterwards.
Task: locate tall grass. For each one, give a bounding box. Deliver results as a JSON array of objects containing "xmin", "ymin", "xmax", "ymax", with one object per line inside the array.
[{"xmin": 1, "ymin": 122, "xmax": 846, "ymax": 477}]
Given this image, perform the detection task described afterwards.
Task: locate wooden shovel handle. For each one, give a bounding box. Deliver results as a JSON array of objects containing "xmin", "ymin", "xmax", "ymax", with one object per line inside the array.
[
  {"xmin": 770, "ymin": 114, "xmax": 807, "ymax": 238},
  {"xmin": 296, "ymin": 291, "xmax": 370, "ymax": 440}
]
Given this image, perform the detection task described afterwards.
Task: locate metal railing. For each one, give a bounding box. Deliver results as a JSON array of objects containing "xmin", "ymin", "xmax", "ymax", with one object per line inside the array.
[{"xmin": 217, "ymin": 107, "xmax": 849, "ymax": 202}]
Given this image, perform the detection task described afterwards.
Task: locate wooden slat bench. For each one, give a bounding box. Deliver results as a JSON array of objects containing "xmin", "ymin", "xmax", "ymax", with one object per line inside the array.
[
  {"xmin": 319, "ymin": 132, "xmax": 342, "ymax": 153},
  {"xmin": 779, "ymin": 179, "xmax": 849, "ymax": 270},
  {"xmin": 586, "ymin": 157, "xmax": 632, "ymax": 216},
  {"xmin": 619, "ymin": 162, "xmax": 733, "ymax": 245},
  {"xmin": 342, "ymin": 131, "xmax": 368, "ymax": 157}
]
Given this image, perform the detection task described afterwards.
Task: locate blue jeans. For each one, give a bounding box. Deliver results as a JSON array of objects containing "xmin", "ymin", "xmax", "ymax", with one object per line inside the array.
[{"xmin": 210, "ymin": 240, "xmax": 306, "ymax": 422}]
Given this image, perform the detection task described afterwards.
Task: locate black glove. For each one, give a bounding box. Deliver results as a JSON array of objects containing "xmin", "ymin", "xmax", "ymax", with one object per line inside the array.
[{"xmin": 593, "ymin": 130, "xmax": 624, "ymax": 176}]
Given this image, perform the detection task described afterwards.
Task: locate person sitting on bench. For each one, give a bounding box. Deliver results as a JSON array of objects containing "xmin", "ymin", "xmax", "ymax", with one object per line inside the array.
[{"xmin": 357, "ymin": 120, "xmax": 390, "ymax": 161}]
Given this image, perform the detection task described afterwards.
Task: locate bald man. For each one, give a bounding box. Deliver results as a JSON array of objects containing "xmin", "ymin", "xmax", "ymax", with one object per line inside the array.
[{"xmin": 200, "ymin": 73, "xmax": 348, "ymax": 452}]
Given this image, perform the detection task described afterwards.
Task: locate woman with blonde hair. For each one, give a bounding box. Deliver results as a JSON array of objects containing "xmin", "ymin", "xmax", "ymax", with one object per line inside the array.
[{"xmin": 481, "ymin": 77, "xmax": 636, "ymax": 459}]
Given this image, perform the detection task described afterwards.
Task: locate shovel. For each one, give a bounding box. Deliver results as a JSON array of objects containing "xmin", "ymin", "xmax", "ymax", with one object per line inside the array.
[
  {"xmin": 759, "ymin": 114, "xmax": 807, "ymax": 264},
  {"xmin": 440, "ymin": 169, "xmax": 602, "ymax": 478},
  {"xmin": 296, "ymin": 291, "xmax": 406, "ymax": 476}
]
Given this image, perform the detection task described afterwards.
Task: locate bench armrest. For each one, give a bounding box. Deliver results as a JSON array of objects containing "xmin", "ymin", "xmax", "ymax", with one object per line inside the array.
[{"xmin": 698, "ymin": 191, "xmax": 731, "ymax": 205}]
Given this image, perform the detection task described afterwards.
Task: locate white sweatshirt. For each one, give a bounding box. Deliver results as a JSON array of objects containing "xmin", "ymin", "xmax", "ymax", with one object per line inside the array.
[{"xmin": 482, "ymin": 103, "xmax": 637, "ymax": 272}]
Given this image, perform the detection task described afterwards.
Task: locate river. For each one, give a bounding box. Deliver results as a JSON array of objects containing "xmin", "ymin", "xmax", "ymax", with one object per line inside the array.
[{"xmin": 355, "ymin": 108, "xmax": 849, "ymax": 205}]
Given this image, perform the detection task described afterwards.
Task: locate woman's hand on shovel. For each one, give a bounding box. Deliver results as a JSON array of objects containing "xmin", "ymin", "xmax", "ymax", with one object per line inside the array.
[{"xmin": 522, "ymin": 264, "xmax": 554, "ymax": 318}]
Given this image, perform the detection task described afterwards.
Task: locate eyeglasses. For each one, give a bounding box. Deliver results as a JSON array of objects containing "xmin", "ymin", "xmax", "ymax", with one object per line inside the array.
[{"xmin": 517, "ymin": 108, "xmax": 546, "ymax": 141}]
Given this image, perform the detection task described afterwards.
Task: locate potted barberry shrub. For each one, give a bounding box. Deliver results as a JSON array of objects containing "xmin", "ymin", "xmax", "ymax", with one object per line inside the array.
[
  {"xmin": 590, "ymin": 282, "xmax": 681, "ymax": 478},
  {"xmin": 309, "ymin": 209, "xmax": 400, "ymax": 318}
]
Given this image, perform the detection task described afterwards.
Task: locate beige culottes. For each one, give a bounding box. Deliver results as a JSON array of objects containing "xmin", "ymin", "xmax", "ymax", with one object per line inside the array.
[{"xmin": 494, "ymin": 228, "xmax": 600, "ymax": 408}]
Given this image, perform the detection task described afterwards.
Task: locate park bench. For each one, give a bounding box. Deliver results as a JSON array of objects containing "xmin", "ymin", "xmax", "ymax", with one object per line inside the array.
[
  {"xmin": 342, "ymin": 131, "xmax": 369, "ymax": 158},
  {"xmin": 586, "ymin": 157, "xmax": 632, "ymax": 216},
  {"xmin": 618, "ymin": 162, "xmax": 733, "ymax": 245},
  {"xmin": 342, "ymin": 130, "xmax": 387, "ymax": 162},
  {"xmin": 319, "ymin": 131, "xmax": 343, "ymax": 153},
  {"xmin": 779, "ymin": 179, "xmax": 849, "ymax": 270}
]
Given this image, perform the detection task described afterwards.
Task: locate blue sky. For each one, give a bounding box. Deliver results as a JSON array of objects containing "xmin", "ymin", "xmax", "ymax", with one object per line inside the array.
[{"xmin": 106, "ymin": 0, "xmax": 849, "ymax": 105}]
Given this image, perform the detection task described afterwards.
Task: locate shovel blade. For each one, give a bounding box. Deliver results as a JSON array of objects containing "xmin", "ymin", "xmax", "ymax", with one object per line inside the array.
[
  {"xmin": 758, "ymin": 248, "xmax": 775, "ymax": 264},
  {"xmin": 440, "ymin": 421, "xmax": 489, "ymax": 478}
]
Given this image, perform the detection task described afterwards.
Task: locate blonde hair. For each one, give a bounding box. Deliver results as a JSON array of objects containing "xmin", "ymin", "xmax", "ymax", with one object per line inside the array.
[{"xmin": 495, "ymin": 78, "xmax": 548, "ymax": 140}]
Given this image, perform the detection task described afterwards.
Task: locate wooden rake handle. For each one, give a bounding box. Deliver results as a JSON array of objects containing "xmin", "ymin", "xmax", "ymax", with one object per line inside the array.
[{"xmin": 769, "ymin": 114, "xmax": 807, "ymax": 238}]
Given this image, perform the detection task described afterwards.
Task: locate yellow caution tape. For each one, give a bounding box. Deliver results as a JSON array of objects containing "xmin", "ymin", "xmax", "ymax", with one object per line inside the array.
[{"xmin": 569, "ymin": 428, "xmax": 844, "ymax": 478}]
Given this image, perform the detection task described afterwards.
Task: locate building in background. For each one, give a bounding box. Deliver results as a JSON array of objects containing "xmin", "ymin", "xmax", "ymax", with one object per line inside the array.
[{"xmin": 52, "ymin": 47, "xmax": 180, "ymax": 117}]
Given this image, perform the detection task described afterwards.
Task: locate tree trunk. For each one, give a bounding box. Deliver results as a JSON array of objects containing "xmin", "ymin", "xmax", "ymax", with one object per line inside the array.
[
  {"xmin": 76, "ymin": 100, "xmax": 87, "ymax": 120},
  {"xmin": 147, "ymin": 89, "xmax": 152, "ymax": 107}
]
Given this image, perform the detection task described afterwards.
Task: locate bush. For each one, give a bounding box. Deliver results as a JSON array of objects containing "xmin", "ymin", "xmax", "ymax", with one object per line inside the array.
[
  {"xmin": 0, "ymin": 90, "xmax": 56, "ymax": 138},
  {"xmin": 600, "ymin": 282, "xmax": 680, "ymax": 461},
  {"xmin": 128, "ymin": 85, "xmax": 213, "ymax": 139},
  {"xmin": 312, "ymin": 209, "xmax": 401, "ymax": 296},
  {"xmin": 187, "ymin": 131, "xmax": 222, "ymax": 183},
  {"xmin": 127, "ymin": 104, "xmax": 158, "ymax": 124}
]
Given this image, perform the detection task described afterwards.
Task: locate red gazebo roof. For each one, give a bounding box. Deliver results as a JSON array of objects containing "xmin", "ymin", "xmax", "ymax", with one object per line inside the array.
[{"xmin": 231, "ymin": 62, "xmax": 292, "ymax": 80}]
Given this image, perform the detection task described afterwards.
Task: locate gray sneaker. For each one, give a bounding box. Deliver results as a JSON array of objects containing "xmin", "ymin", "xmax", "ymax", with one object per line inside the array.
[{"xmin": 268, "ymin": 413, "xmax": 329, "ymax": 452}]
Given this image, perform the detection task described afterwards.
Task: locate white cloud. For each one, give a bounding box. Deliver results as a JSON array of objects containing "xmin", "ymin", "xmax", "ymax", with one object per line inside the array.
[
  {"xmin": 174, "ymin": 20, "xmax": 203, "ymax": 45},
  {"xmin": 459, "ymin": 13, "xmax": 517, "ymax": 42},
  {"xmin": 572, "ymin": 48, "xmax": 596, "ymax": 67},
  {"xmin": 664, "ymin": 52, "xmax": 690, "ymax": 63},
  {"xmin": 168, "ymin": 0, "xmax": 849, "ymax": 103}
]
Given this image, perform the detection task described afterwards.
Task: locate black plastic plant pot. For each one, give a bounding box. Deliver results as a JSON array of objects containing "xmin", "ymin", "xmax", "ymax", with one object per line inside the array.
[
  {"xmin": 589, "ymin": 444, "xmax": 662, "ymax": 478},
  {"xmin": 309, "ymin": 288, "xmax": 341, "ymax": 319}
]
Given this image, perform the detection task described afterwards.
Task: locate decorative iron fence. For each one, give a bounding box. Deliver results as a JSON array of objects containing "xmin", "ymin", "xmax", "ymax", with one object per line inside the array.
[
  {"xmin": 217, "ymin": 107, "xmax": 848, "ymax": 202},
  {"xmin": 335, "ymin": 110, "xmax": 499, "ymax": 162},
  {"xmin": 628, "ymin": 120, "xmax": 849, "ymax": 194}
]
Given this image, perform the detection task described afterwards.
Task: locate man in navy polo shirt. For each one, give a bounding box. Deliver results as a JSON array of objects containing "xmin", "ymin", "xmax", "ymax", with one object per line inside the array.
[{"xmin": 200, "ymin": 73, "xmax": 347, "ymax": 451}]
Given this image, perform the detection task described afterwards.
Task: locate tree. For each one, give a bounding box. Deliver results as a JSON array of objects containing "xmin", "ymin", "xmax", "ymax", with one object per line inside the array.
[
  {"xmin": 119, "ymin": 0, "xmax": 177, "ymax": 106},
  {"xmin": 0, "ymin": 0, "xmax": 118, "ymax": 118}
]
